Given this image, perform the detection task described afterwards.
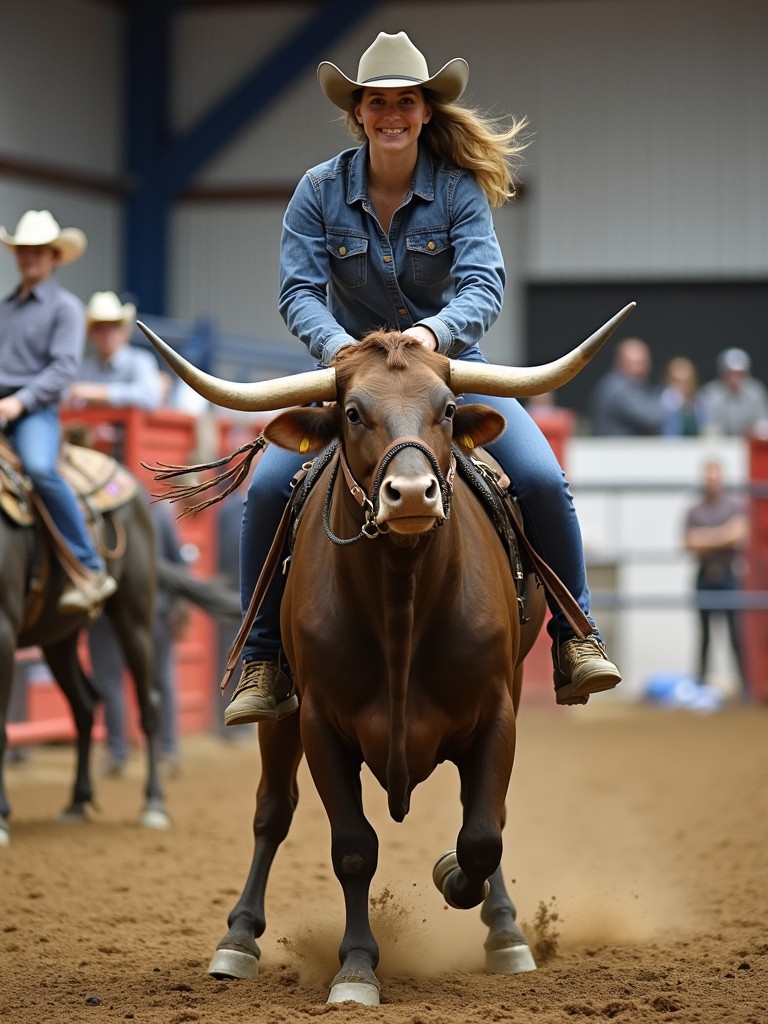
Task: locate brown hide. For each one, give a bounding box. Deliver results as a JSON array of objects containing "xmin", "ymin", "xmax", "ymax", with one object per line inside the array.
[{"xmin": 267, "ymin": 334, "xmax": 545, "ymax": 822}]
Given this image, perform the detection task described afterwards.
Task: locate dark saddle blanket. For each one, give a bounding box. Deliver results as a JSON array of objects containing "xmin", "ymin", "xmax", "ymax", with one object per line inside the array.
[{"xmin": 0, "ymin": 438, "xmax": 138, "ymax": 527}]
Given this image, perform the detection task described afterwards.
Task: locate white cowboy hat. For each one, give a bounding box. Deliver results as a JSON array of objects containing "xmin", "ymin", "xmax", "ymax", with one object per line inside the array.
[
  {"xmin": 318, "ymin": 31, "xmax": 469, "ymax": 111},
  {"xmin": 0, "ymin": 209, "xmax": 87, "ymax": 265},
  {"xmin": 86, "ymin": 291, "xmax": 137, "ymax": 329}
]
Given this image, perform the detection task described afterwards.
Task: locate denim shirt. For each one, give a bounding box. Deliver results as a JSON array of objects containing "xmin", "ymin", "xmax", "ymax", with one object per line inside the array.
[{"xmin": 279, "ymin": 143, "xmax": 506, "ymax": 366}]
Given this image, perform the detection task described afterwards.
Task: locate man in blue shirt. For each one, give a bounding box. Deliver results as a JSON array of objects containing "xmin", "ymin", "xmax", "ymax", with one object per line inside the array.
[
  {"xmin": 68, "ymin": 291, "xmax": 163, "ymax": 412},
  {"xmin": 0, "ymin": 209, "xmax": 116, "ymax": 612}
]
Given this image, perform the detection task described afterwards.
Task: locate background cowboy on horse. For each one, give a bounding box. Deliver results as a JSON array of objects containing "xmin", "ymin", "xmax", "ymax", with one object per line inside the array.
[{"xmin": 0, "ymin": 209, "xmax": 117, "ymax": 613}]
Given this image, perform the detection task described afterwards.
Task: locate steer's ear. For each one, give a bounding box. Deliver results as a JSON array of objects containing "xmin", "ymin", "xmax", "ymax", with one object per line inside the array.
[
  {"xmin": 264, "ymin": 405, "xmax": 341, "ymax": 454},
  {"xmin": 453, "ymin": 404, "xmax": 507, "ymax": 452}
]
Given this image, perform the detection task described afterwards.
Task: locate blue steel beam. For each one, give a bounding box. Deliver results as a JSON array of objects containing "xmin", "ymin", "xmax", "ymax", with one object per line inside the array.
[{"xmin": 125, "ymin": 0, "xmax": 381, "ymax": 314}]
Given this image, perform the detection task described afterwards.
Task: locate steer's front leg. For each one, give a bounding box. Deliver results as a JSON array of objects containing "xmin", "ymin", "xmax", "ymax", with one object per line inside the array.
[
  {"xmin": 437, "ymin": 701, "xmax": 516, "ymax": 909},
  {"xmin": 301, "ymin": 702, "xmax": 381, "ymax": 1006}
]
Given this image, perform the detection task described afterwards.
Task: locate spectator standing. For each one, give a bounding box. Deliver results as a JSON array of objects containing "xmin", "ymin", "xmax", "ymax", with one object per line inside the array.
[
  {"xmin": 589, "ymin": 337, "xmax": 665, "ymax": 436},
  {"xmin": 700, "ymin": 347, "xmax": 768, "ymax": 437},
  {"xmin": 683, "ymin": 460, "xmax": 749, "ymax": 701},
  {"xmin": 150, "ymin": 501, "xmax": 190, "ymax": 775},
  {"xmin": 661, "ymin": 356, "xmax": 708, "ymax": 436}
]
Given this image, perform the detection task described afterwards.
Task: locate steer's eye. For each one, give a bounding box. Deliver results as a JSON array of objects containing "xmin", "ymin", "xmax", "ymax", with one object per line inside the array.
[
  {"xmin": 444, "ymin": 403, "xmax": 457, "ymax": 422},
  {"xmin": 346, "ymin": 406, "xmax": 361, "ymax": 424}
]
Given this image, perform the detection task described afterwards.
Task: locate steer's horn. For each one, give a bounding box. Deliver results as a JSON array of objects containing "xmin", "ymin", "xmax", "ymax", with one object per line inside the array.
[
  {"xmin": 136, "ymin": 322, "xmax": 337, "ymax": 411},
  {"xmin": 449, "ymin": 302, "xmax": 636, "ymax": 398}
]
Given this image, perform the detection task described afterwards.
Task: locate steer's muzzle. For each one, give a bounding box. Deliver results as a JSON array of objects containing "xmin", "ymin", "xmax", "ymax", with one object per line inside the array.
[{"xmin": 376, "ymin": 459, "xmax": 445, "ymax": 534}]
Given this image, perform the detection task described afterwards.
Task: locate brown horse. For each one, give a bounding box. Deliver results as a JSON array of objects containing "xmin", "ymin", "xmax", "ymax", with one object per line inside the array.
[
  {"xmin": 139, "ymin": 305, "xmax": 633, "ymax": 1005},
  {"xmin": 0, "ymin": 449, "xmax": 240, "ymax": 846}
]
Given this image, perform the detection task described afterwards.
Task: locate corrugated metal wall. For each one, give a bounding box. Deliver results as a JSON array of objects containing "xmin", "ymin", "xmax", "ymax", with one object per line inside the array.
[
  {"xmin": 0, "ymin": 1, "xmax": 123, "ymax": 302},
  {"xmin": 1, "ymin": 0, "xmax": 766, "ymax": 362}
]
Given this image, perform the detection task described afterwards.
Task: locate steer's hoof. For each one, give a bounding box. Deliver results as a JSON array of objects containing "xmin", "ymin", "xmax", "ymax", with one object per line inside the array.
[
  {"xmin": 208, "ymin": 947, "xmax": 260, "ymax": 980},
  {"xmin": 485, "ymin": 942, "xmax": 537, "ymax": 974},
  {"xmin": 327, "ymin": 982, "xmax": 380, "ymax": 1006},
  {"xmin": 432, "ymin": 849, "xmax": 490, "ymax": 908}
]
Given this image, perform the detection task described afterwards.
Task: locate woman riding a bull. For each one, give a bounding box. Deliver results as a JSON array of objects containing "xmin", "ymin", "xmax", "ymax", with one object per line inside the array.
[{"xmin": 225, "ymin": 31, "xmax": 621, "ymax": 724}]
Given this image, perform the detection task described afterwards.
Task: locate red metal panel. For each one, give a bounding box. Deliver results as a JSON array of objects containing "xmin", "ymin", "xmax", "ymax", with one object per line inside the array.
[{"xmin": 744, "ymin": 436, "xmax": 768, "ymax": 702}]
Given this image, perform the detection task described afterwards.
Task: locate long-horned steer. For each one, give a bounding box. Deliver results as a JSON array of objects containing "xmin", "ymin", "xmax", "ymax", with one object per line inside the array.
[{"xmin": 138, "ymin": 304, "xmax": 634, "ymax": 1006}]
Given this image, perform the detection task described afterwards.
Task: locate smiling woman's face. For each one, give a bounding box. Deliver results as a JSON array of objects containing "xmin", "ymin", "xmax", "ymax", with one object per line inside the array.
[{"xmin": 355, "ymin": 86, "xmax": 432, "ymax": 159}]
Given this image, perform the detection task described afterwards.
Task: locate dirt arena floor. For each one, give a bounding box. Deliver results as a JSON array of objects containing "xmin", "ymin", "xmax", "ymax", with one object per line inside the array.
[{"xmin": 1, "ymin": 698, "xmax": 767, "ymax": 1024}]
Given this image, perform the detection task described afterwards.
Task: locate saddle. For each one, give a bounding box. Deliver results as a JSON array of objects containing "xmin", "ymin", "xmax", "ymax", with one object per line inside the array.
[
  {"xmin": 0, "ymin": 435, "xmax": 138, "ymax": 626},
  {"xmin": 0, "ymin": 438, "xmax": 137, "ymax": 527}
]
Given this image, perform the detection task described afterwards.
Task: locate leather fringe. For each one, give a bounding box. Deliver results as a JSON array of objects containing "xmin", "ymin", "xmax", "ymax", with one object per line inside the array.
[{"xmin": 141, "ymin": 435, "xmax": 268, "ymax": 518}]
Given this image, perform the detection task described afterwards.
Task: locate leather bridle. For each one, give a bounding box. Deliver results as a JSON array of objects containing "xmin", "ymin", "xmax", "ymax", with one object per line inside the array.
[{"xmin": 322, "ymin": 436, "xmax": 456, "ymax": 546}]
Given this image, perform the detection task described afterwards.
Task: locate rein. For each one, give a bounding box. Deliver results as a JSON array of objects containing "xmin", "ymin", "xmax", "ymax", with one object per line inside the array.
[{"xmin": 322, "ymin": 435, "xmax": 456, "ymax": 547}]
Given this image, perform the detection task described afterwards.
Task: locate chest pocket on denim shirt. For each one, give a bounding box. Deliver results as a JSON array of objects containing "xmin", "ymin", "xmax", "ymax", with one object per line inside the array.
[
  {"xmin": 407, "ymin": 231, "xmax": 452, "ymax": 287},
  {"xmin": 327, "ymin": 233, "xmax": 368, "ymax": 288}
]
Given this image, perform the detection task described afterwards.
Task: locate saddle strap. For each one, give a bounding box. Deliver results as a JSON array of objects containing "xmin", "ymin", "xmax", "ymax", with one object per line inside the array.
[
  {"xmin": 27, "ymin": 491, "xmax": 95, "ymax": 589},
  {"xmin": 220, "ymin": 464, "xmax": 309, "ymax": 692},
  {"xmin": 501, "ymin": 492, "xmax": 594, "ymax": 639}
]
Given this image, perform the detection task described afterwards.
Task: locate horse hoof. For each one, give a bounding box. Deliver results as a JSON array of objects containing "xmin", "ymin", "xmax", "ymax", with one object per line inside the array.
[
  {"xmin": 485, "ymin": 943, "xmax": 537, "ymax": 974},
  {"xmin": 432, "ymin": 850, "xmax": 490, "ymax": 908},
  {"xmin": 0, "ymin": 825, "xmax": 9, "ymax": 847},
  {"xmin": 327, "ymin": 982, "xmax": 380, "ymax": 1006},
  {"xmin": 208, "ymin": 947, "xmax": 260, "ymax": 980},
  {"xmin": 140, "ymin": 807, "xmax": 171, "ymax": 829},
  {"xmin": 56, "ymin": 806, "xmax": 89, "ymax": 824}
]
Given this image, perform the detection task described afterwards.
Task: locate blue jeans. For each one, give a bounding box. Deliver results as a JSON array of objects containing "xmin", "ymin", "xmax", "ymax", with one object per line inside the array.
[
  {"xmin": 7, "ymin": 407, "xmax": 103, "ymax": 571},
  {"xmin": 238, "ymin": 392, "xmax": 597, "ymax": 662}
]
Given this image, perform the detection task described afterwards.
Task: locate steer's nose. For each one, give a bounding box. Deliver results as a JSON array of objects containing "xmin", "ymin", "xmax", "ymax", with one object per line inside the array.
[{"xmin": 378, "ymin": 471, "xmax": 444, "ymax": 520}]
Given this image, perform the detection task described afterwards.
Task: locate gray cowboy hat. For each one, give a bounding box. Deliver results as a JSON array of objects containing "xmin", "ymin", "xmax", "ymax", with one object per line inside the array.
[{"xmin": 318, "ymin": 31, "xmax": 469, "ymax": 111}]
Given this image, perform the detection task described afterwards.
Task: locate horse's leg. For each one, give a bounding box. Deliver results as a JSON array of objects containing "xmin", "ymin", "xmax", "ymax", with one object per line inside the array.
[
  {"xmin": 0, "ymin": 620, "xmax": 16, "ymax": 845},
  {"xmin": 107, "ymin": 599, "xmax": 168, "ymax": 828},
  {"xmin": 102, "ymin": 498, "xmax": 168, "ymax": 827},
  {"xmin": 208, "ymin": 713, "xmax": 303, "ymax": 980},
  {"xmin": 302, "ymin": 706, "xmax": 380, "ymax": 1006},
  {"xmin": 42, "ymin": 636, "xmax": 98, "ymax": 822}
]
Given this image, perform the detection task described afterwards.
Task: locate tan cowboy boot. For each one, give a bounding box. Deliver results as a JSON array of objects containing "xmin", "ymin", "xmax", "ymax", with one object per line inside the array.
[
  {"xmin": 224, "ymin": 660, "xmax": 299, "ymax": 725},
  {"xmin": 58, "ymin": 570, "xmax": 118, "ymax": 615},
  {"xmin": 552, "ymin": 635, "xmax": 622, "ymax": 706}
]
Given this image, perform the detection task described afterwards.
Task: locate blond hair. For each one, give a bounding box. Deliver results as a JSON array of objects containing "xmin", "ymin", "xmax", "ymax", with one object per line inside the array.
[{"xmin": 344, "ymin": 90, "xmax": 529, "ymax": 207}]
